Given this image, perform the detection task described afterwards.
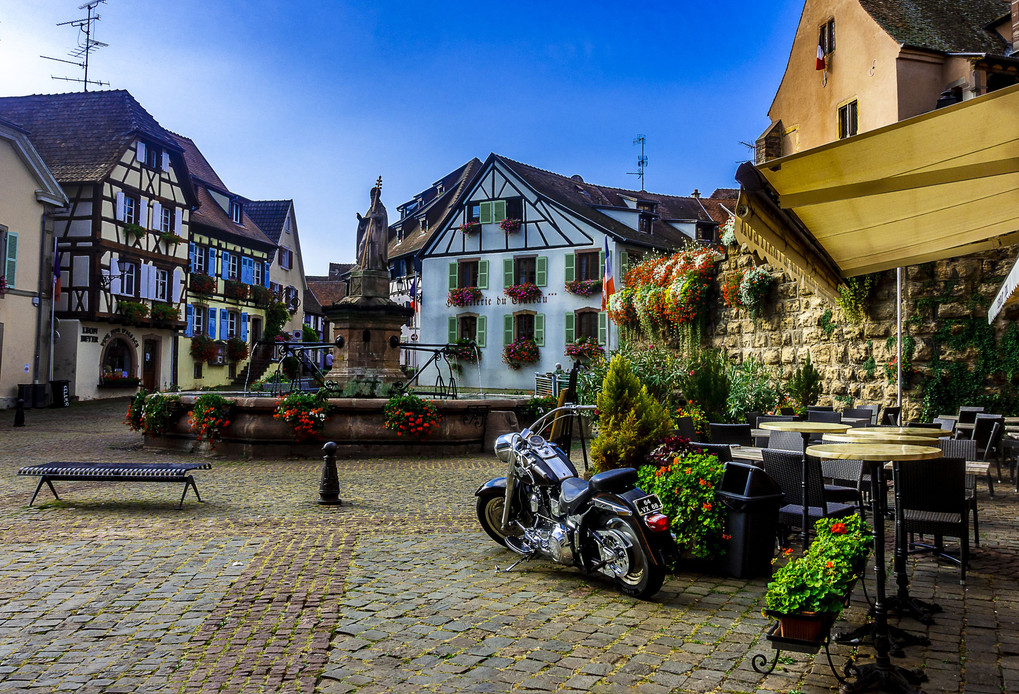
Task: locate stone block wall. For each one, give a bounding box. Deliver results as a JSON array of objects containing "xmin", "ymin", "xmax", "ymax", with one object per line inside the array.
[{"xmin": 705, "ymin": 242, "xmax": 1019, "ymax": 421}]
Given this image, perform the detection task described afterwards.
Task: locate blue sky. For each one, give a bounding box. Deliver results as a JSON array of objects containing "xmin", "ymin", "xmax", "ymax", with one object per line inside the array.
[{"xmin": 0, "ymin": 1, "xmax": 805, "ymax": 274}]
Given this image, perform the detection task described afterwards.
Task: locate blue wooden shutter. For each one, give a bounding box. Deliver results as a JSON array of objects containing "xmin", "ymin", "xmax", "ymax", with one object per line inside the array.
[
  {"xmin": 598, "ymin": 311, "xmax": 608, "ymax": 346},
  {"xmin": 189, "ymin": 243, "xmax": 197, "ymax": 272},
  {"xmin": 220, "ymin": 308, "xmax": 229, "ymax": 339},
  {"xmin": 476, "ymin": 315, "xmax": 487, "ymax": 348},
  {"xmin": 536, "ymin": 256, "xmax": 547, "ymax": 287},
  {"xmin": 241, "ymin": 257, "xmax": 253, "ymax": 284},
  {"xmin": 115, "ymin": 192, "xmax": 126, "ymax": 221},
  {"xmin": 220, "ymin": 251, "xmax": 230, "ymax": 279},
  {"xmin": 207, "ymin": 307, "xmax": 217, "ymax": 338},
  {"xmin": 185, "ymin": 304, "xmax": 194, "ymax": 337},
  {"xmin": 564, "ymin": 312, "xmax": 575, "ymax": 344},
  {"xmin": 503, "ymin": 258, "xmax": 514, "ymax": 288},
  {"xmin": 207, "ymin": 247, "xmax": 216, "ymax": 277},
  {"xmin": 534, "ymin": 313, "xmax": 545, "ymax": 347},
  {"xmin": 263, "ymin": 262, "xmax": 271, "ymax": 287},
  {"xmin": 241, "ymin": 312, "xmax": 249, "ymax": 341},
  {"xmin": 564, "ymin": 253, "xmax": 575, "ymax": 283},
  {"xmin": 478, "ymin": 260, "xmax": 489, "ymax": 289},
  {"xmin": 504, "ymin": 314, "xmax": 514, "ymax": 345}
]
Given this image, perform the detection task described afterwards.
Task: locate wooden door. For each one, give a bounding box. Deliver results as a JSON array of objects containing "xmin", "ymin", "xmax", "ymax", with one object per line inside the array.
[{"xmin": 142, "ymin": 339, "xmax": 159, "ymax": 391}]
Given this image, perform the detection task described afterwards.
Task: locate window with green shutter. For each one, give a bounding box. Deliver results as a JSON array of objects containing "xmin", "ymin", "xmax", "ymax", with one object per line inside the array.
[
  {"xmin": 476, "ymin": 315, "xmax": 487, "ymax": 348},
  {"xmin": 534, "ymin": 313, "xmax": 545, "ymax": 347},
  {"xmin": 479, "ymin": 202, "xmax": 493, "ymax": 225},
  {"xmin": 503, "ymin": 258, "xmax": 514, "ymax": 288},
  {"xmin": 598, "ymin": 311, "xmax": 608, "ymax": 345},
  {"xmin": 479, "ymin": 200, "xmax": 508, "ymax": 224},
  {"xmin": 448, "ymin": 316, "xmax": 458, "ymax": 343},
  {"xmin": 2, "ymin": 230, "xmax": 17, "ymax": 289},
  {"xmin": 535, "ymin": 256, "xmax": 547, "ymax": 287},
  {"xmin": 448, "ymin": 262, "xmax": 458, "ymax": 290},
  {"xmin": 478, "ymin": 259, "xmax": 489, "ymax": 289},
  {"xmin": 564, "ymin": 312, "xmax": 575, "ymax": 344},
  {"xmin": 503, "ymin": 314, "xmax": 514, "ymax": 345},
  {"xmin": 564, "ymin": 253, "xmax": 575, "ymax": 283}
]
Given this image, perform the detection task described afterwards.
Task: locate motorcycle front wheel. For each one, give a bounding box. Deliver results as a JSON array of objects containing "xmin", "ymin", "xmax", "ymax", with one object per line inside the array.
[
  {"xmin": 597, "ymin": 516, "xmax": 666, "ymax": 599},
  {"xmin": 476, "ymin": 488, "xmax": 516, "ymax": 548}
]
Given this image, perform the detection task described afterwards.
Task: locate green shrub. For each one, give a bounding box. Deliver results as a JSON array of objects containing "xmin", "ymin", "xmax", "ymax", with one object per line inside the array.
[
  {"xmin": 141, "ymin": 393, "xmax": 181, "ymax": 435},
  {"xmin": 678, "ymin": 348, "xmax": 731, "ymax": 422},
  {"xmin": 728, "ymin": 357, "xmax": 781, "ymax": 421},
  {"xmin": 787, "ymin": 354, "xmax": 822, "ymax": 408},
  {"xmin": 590, "ymin": 355, "xmax": 673, "ymax": 473}
]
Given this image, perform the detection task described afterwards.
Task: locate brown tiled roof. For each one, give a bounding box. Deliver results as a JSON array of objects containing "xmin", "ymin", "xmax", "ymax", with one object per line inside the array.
[
  {"xmin": 496, "ymin": 155, "xmax": 713, "ymax": 249},
  {"xmin": 244, "ymin": 200, "xmax": 292, "ymax": 244},
  {"xmin": 307, "ymin": 279, "xmax": 347, "ymax": 308},
  {"xmin": 170, "ymin": 132, "xmax": 226, "ymax": 189},
  {"xmin": 303, "ymin": 288, "xmax": 324, "ymax": 315},
  {"xmin": 190, "ymin": 186, "xmax": 276, "ymax": 248},
  {"xmin": 709, "ymin": 188, "xmax": 740, "ymax": 200},
  {"xmin": 0, "ymin": 90, "xmax": 182, "ymax": 183},
  {"xmin": 388, "ymin": 158, "xmax": 483, "ymax": 261},
  {"xmin": 859, "ymin": 0, "xmax": 1010, "ymax": 53}
]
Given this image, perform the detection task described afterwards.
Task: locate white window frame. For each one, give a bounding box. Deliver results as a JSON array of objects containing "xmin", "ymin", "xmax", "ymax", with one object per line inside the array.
[
  {"xmin": 121, "ymin": 262, "xmax": 137, "ymax": 296},
  {"xmin": 253, "ymin": 260, "xmax": 263, "ymax": 286},
  {"xmin": 193, "ymin": 306, "xmax": 206, "ymax": 336},
  {"xmin": 231, "ymin": 202, "xmax": 242, "ymax": 224},
  {"xmin": 124, "ymin": 196, "xmax": 138, "ymax": 225},
  {"xmin": 228, "ymin": 253, "xmax": 240, "ymax": 280},
  {"xmin": 228, "ymin": 311, "xmax": 238, "ymax": 338},
  {"xmin": 155, "ymin": 268, "xmax": 169, "ymax": 301},
  {"xmin": 193, "ymin": 246, "xmax": 207, "ymax": 274},
  {"xmin": 160, "ymin": 206, "xmax": 173, "ymax": 233}
]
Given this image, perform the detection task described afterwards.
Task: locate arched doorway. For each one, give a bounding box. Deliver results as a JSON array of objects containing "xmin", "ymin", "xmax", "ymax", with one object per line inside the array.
[{"xmin": 101, "ymin": 337, "xmax": 136, "ymax": 383}]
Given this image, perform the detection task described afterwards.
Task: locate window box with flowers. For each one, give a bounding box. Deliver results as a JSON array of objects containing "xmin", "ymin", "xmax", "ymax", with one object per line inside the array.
[
  {"xmin": 499, "ymin": 217, "xmax": 521, "ymax": 233},
  {"xmin": 190, "ymin": 273, "xmax": 216, "ymax": 297},
  {"xmin": 123, "ymin": 222, "xmax": 146, "ymax": 241},
  {"xmin": 504, "ymin": 283, "xmax": 542, "ymax": 304},
  {"xmin": 564, "ymin": 337, "xmax": 604, "ymax": 362},
  {"xmin": 100, "ymin": 373, "xmax": 141, "ymax": 388},
  {"xmin": 274, "ymin": 392, "xmax": 330, "ymax": 442},
  {"xmin": 250, "ymin": 284, "xmax": 274, "ymax": 307},
  {"xmin": 150, "ymin": 303, "xmax": 180, "ymax": 323},
  {"xmin": 565, "ymin": 279, "xmax": 601, "ymax": 297},
  {"xmin": 160, "ymin": 231, "xmax": 185, "ymax": 247},
  {"xmin": 446, "ymin": 338, "xmax": 480, "ymax": 363},
  {"xmin": 224, "ymin": 279, "xmax": 249, "ymax": 301},
  {"xmin": 189, "ymin": 334, "xmax": 219, "ymax": 363},
  {"xmin": 447, "ymin": 286, "xmax": 483, "ymax": 307},
  {"xmin": 227, "ymin": 337, "xmax": 249, "ymax": 362},
  {"xmin": 503, "ymin": 337, "xmax": 539, "ymax": 369},
  {"xmin": 458, "ymin": 221, "xmax": 480, "ymax": 236},
  {"xmin": 117, "ymin": 300, "xmax": 149, "ymax": 326}
]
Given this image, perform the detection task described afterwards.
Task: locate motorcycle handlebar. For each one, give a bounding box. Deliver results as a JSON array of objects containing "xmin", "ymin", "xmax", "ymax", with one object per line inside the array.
[{"xmin": 528, "ymin": 404, "xmax": 595, "ymax": 438}]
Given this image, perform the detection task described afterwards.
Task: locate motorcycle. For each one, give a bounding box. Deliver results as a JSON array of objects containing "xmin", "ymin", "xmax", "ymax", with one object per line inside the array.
[{"xmin": 475, "ymin": 404, "xmax": 676, "ymax": 599}]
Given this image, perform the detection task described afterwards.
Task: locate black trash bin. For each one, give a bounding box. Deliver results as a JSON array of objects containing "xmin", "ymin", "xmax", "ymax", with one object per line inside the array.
[
  {"xmin": 31, "ymin": 383, "xmax": 49, "ymax": 408},
  {"xmin": 50, "ymin": 380, "xmax": 70, "ymax": 408},
  {"xmin": 717, "ymin": 461, "xmax": 784, "ymax": 579},
  {"xmin": 17, "ymin": 383, "xmax": 34, "ymax": 409}
]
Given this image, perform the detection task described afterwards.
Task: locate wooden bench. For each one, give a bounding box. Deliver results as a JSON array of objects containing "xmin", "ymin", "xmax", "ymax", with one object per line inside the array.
[{"xmin": 17, "ymin": 462, "xmax": 212, "ymax": 510}]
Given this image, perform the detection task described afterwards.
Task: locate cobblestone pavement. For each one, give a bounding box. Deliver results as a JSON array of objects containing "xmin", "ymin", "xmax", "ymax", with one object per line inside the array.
[{"xmin": 0, "ymin": 399, "xmax": 1016, "ymax": 692}]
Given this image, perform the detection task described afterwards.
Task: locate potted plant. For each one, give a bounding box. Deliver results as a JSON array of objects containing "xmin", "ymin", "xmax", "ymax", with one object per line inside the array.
[
  {"xmin": 123, "ymin": 222, "xmax": 146, "ymax": 241},
  {"xmin": 504, "ymin": 283, "xmax": 542, "ymax": 303},
  {"xmin": 160, "ymin": 230, "xmax": 185, "ymax": 247},
  {"xmin": 383, "ymin": 393, "xmax": 442, "ymax": 438},
  {"xmin": 564, "ymin": 279, "xmax": 601, "ymax": 297},
  {"xmin": 189, "ymin": 393, "xmax": 232, "ymax": 447},
  {"xmin": 447, "ymin": 286, "xmax": 483, "ymax": 307},
  {"xmin": 140, "ymin": 392, "xmax": 181, "ymax": 436},
  {"xmin": 499, "ymin": 217, "xmax": 521, "ymax": 233},
  {"xmin": 227, "ymin": 337, "xmax": 249, "ymax": 362},
  {"xmin": 502, "ymin": 337, "xmax": 539, "ymax": 369},
  {"xmin": 740, "ymin": 265, "xmax": 775, "ymax": 318},
  {"xmin": 273, "ymin": 392, "xmax": 330, "ymax": 442},
  {"xmin": 0, "ymin": 275, "xmax": 7, "ymax": 297},
  {"xmin": 446, "ymin": 338, "xmax": 479, "ymax": 363},
  {"xmin": 189, "ymin": 334, "xmax": 219, "ymax": 363},
  {"xmin": 100, "ymin": 372, "xmax": 140, "ymax": 387}
]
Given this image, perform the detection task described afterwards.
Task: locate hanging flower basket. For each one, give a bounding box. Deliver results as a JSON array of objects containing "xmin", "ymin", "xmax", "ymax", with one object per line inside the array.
[
  {"xmin": 740, "ymin": 266, "xmax": 776, "ymax": 318},
  {"xmin": 607, "ymin": 289, "xmax": 638, "ymax": 328},
  {"xmin": 0, "ymin": 275, "xmax": 9, "ymax": 297},
  {"xmin": 227, "ymin": 337, "xmax": 249, "ymax": 362},
  {"xmin": 499, "ymin": 218, "xmax": 521, "ymax": 233},
  {"xmin": 117, "ymin": 300, "xmax": 149, "ymax": 326},
  {"xmin": 565, "ymin": 279, "xmax": 601, "ymax": 297},
  {"xmin": 250, "ymin": 284, "xmax": 273, "ymax": 307},
  {"xmin": 503, "ymin": 337, "xmax": 539, "ymax": 369},
  {"xmin": 447, "ymin": 286, "xmax": 483, "ymax": 307},
  {"xmin": 190, "ymin": 334, "xmax": 219, "ymax": 362},
  {"xmin": 720, "ymin": 270, "xmax": 744, "ymax": 308},
  {"xmin": 446, "ymin": 338, "xmax": 480, "ymax": 363},
  {"xmin": 504, "ymin": 283, "xmax": 542, "ymax": 303},
  {"xmin": 564, "ymin": 337, "xmax": 604, "ymax": 361},
  {"xmin": 190, "ymin": 273, "xmax": 216, "ymax": 297},
  {"xmin": 224, "ymin": 279, "xmax": 249, "ymax": 301},
  {"xmin": 151, "ymin": 303, "xmax": 180, "ymax": 323},
  {"xmin": 458, "ymin": 221, "xmax": 480, "ymax": 236}
]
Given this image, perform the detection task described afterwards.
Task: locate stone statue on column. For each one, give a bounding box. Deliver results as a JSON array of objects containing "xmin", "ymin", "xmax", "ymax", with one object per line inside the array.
[{"xmin": 356, "ymin": 177, "xmax": 388, "ymax": 271}]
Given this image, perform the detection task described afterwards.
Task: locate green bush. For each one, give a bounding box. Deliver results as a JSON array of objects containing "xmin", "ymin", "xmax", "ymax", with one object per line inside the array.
[
  {"xmin": 678, "ymin": 348, "xmax": 731, "ymax": 422},
  {"xmin": 728, "ymin": 357, "xmax": 781, "ymax": 421},
  {"xmin": 787, "ymin": 354, "xmax": 822, "ymax": 408},
  {"xmin": 578, "ymin": 341, "xmax": 686, "ymax": 410},
  {"xmin": 590, "ymin": 355, "xmax": 673, "ymax": 473}
]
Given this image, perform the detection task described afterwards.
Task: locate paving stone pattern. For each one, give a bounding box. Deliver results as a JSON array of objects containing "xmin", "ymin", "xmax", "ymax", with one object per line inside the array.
[{"xmin": 0, "ymin": 399, "xmax": 1016, "ymax": 692}]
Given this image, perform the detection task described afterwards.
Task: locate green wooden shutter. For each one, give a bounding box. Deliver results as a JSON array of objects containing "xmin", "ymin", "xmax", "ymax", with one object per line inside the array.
[
  {"xmin": 598, "ymin": 250, "xmax": 605, "ymax": 279},
  {"xmin": 480, "ymin": 201, "xmax": 493, "ymax": 224},
  {"xmin": 564, "ymin": 253, "xmax": 575, "ymax": 283},
  {"xmin": 503, "ymin": 258, "xmax": 514, "ymax": 288},
  {"xmin": 535, "ymin": 256, "xmax": 547, "ymax": 287},
  {"xmin": 448, "ymin": 262, "xmax": 458, "ymax": 290},
  {"xmin": 504, "ymin": 314, "xmax": 514, "ymax": 345},
  {"xmin": 478, "ymin": 260, "xmax": 489, "ymax": 289},
  {"xmin": 448, "ymin": 317, "xmax": 458, "ymax": 343},
  {"xmin": 493, "ymin": 200, "xmax": 507, "ymax": 222},
  {"xmin": 476, "ymin": 315, "xmax": 487, "ymax": 348},
  {"xmin": 3, "ymin": 232, "xmax": 17, "ymax": 289},
  {"xmin": 534, "ymin": 313, "xmax": 545, "ymax": 347},
  {"xmin": 564, "ymin": 312, "xmax": 575, "ymax": 344},
  {"xmin": 620, "ymin": 250, "xmax": 630, "ymax": 281},
  {"xmin": 598, "ymin": 311, "xmax": 608, "ymax": 345}
]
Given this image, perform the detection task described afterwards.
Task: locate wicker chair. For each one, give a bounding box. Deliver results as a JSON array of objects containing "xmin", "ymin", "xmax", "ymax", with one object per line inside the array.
[
  {"xmin": 819, "ymin": 457, "xmax": 867, "ymax": 519},
  {"xmin": 709, "ymin": 423, "xmax": 753, "ymax": 447},
  {"xmin": 806, "ymin": 405, "xmax": 834, "ymax": 412},
  {"xmin": 755, "ymin": 415, "xmax": 795, "ymax": 447},
  {"xmin": 760, "ymin": 448, "xmax": 855, "ymax": 546},
  {"xmin": 745, "ymin": 411, "xmax": 763, "ymax": 428},
  {"xmin": 768, "ymin": 430, "xmax": 805, "ymax": 453},
  {"xmin": 933, "ymin": 417, "xmax": 956, "ymax": 436},
  {"xmin": 905, "ymin": 421, "xmax": 942, "ymax": 429},
  {"xmin": 674, "ymin": 416, "xmax": 696, "ymax": 441},
  {"xmin": 971, "ymin": 414, "xmax": 1004, "ymax": 462},
  {"xmin": 897, "ymin": 457, "xmax": 969, "ymax": 584},
  {"xmin": 807, "ymin": 410, "xmax": 842, "ymax": 423},
  {"xmin": 880, "ymin": 406, "xmax": 901, "ymax": 425},
  {"xmin": 957, "ymin": 406, "xmax": 985, "ymax": 425},
  {"xmin": 843, "ymin": 407, "xmax": 876, "ymax": 425},
  {"xmin": 936, "ymin": 438, "xmax": 980, "ymax": 546},
  {"xmin": 690, "ymin": 441, "xmax": 733, "ymax": 463}
]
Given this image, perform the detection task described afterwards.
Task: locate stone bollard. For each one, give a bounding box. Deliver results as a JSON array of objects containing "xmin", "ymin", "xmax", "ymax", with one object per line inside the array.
[
  {"xmin": 318, "ymin": 441, "xmax": 342, "ymax": 506},
  {"xmin": 13, "ymin": 398, "xmax": 25, "ymax": 428}
]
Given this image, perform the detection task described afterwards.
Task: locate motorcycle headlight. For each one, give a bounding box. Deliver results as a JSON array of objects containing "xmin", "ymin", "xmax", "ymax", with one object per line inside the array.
[{"xmin": 494, "ymin": 433, "xmax": 516, "ymax": 462}]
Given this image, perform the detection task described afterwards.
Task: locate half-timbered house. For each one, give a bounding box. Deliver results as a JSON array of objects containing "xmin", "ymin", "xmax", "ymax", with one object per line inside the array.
[
  {"xmin": 0, "ymin": 91, "xmax": 197, "ymax": 400},
  {"xmin": 0, "ymin": 117, "xmax": 67, "ymax": 408},
  {"xmin": 172, "ymin": 134, "xmax": 277, "ymax": 389},
  {"xmin": 418, "ymin": 154, "xmax": 724, "ymax": 391},
  {"xmin": 245, "ymin": 199, "xmax": 308, "ymax": 336}
]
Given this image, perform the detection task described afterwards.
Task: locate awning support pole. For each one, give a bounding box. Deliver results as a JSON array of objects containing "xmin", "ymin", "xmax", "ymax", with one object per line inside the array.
[{"xmin": 896, "ymin": 267, "xmax": 903, "ymax": 410}]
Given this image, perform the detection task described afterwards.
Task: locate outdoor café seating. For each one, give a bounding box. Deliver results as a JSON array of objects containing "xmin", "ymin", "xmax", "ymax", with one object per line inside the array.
[
  {"xmin": 709, "ymin": 423, "xmax": 753, "ymax": 447},
  {"xmin": 760, "ymin": 448, "xmax": 856, "ymax": 546},
  {"xmin": 936, "ymin": 438, "xmax": 981, "ymax": 546},
  {"xmin": 897, "ymin": 457, "xmax": 970, "ymax": 584},
  {"xmin": 691, "ymin": 441, "xmax": 733, "ymax": 463}
]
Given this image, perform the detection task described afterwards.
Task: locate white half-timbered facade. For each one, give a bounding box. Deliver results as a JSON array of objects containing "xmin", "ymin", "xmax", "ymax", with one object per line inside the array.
[
  {"xmin": 0, "ymin": 91, "xmax": 198, "ymax": 400},
  {"xmin": 418, "ymin": 154, "xmax": 723, "ymax": 391}
]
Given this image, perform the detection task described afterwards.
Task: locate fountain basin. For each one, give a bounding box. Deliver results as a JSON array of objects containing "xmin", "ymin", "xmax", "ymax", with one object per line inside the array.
[{"xmin": 144, "ymin": 395, "xmax": 524, "ymax": 458}]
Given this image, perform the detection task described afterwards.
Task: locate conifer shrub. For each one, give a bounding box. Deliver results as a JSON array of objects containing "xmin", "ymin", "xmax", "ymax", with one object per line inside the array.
[
  {"xmin": 591, "ymin": 354, "xmax": 673, "ymax": 473},
  {"xmin": 787, "ymin": 353, "xmax": 822, "ymax": 408}
]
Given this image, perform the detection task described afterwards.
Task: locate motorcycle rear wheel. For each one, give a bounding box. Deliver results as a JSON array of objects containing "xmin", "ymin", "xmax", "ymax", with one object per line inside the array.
[
  {"xmin": 599, "ymin": 516, "xmax": 666, "ymax": 599},
  {"xmin": 476, "ymin": 489, "xmax": 516, "ymax": 548}
]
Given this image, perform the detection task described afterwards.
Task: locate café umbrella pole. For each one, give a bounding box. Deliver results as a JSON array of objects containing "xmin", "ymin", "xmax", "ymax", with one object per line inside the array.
[{"xmin": 897, "ymin": 267, "xmax": 902, "ymax": 410}]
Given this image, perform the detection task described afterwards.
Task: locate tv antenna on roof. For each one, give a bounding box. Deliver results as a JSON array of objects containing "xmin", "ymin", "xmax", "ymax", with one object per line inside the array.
[
  {"xmin": 628, "ymin": 134, "xmax": 648, "ymax": 191},
  {"xmin": 41, "ymin": 1, "xmax": 110, "ymax": 91}
]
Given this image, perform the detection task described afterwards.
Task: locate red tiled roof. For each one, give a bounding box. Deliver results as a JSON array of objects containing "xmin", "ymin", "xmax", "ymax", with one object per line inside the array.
[{"xmin": 859, "ymin": 0, "xmax": 1010, "ymax": 54}]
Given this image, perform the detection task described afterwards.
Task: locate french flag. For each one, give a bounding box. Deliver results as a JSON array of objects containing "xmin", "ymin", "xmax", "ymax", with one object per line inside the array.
[
  {"xmin": 601, "ymin": 236, "xmax": 615, "ymax": 312},
  {"xmin": 816, "ymin": 42, "xmax": 826, "ymax": 71}
]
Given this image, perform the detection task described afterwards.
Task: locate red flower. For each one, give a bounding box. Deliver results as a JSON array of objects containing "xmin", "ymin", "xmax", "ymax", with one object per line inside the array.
[{"xmin": 830, "ymin": 522, "xmax": 847, "ymax": 535}]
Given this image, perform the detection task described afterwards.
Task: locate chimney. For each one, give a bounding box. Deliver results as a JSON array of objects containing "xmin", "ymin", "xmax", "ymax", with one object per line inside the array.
[{"xmin": 691, "ymin": 189, "xmax": 701, "ymax": 198}]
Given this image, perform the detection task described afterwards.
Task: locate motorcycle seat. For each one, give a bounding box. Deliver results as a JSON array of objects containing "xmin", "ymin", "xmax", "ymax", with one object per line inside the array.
[
  {"xmin": 589, "ymin": 467, "xmax": 638, "ymax": 493},
  {"xmin": 560, "ymin": 477, "xmax": 590, "ymax": 508}
]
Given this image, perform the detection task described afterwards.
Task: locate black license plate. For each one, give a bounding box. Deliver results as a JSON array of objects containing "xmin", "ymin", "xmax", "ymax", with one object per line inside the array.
[{"xmin": 634, "ymin": 494, "xmax": 663, "ymax": 516}]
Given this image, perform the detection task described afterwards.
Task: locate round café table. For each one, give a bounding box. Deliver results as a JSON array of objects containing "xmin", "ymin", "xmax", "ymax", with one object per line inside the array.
[
  {"xmin": 760, "ymin": 421, "xmax": 851, "ymax": 550},
  {"xmin": 806, "ymin": 443, "xmax": 941, "ymax": 694},
  {"xmin": 846, "ymin": 426, "xmax": 951, "ymax": 438}
]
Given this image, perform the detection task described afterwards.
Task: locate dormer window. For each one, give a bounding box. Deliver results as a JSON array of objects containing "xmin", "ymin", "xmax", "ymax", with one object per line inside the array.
[
  {"xmin": 638, "ymin": 214, "xmax": 653, "ymax": 233},
  {"xmin": 231, "ymin": 202, "xmax": 242, "ymax": 224}
]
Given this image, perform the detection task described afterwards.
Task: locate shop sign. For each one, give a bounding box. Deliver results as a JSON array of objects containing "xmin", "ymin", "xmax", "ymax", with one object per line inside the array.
[
  {"xmin": 101, "ymin": 327, "xmax": 139, "ymax": 348},
  {"xmin": 80, "ymin": 326, "xmax": 99, "ymax": 343}
]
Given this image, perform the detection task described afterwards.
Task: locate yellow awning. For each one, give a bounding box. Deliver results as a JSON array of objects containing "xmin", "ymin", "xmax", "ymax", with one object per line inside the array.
[{"xmin": 735, "ymin": 83, "xmax": 1019, "ymax": 304}]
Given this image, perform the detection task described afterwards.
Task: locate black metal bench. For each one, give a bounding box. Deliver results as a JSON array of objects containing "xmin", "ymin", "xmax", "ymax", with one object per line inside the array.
[{"xmin": 17, "ymin": 462, "xmax": 212, "ymax": 509}]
